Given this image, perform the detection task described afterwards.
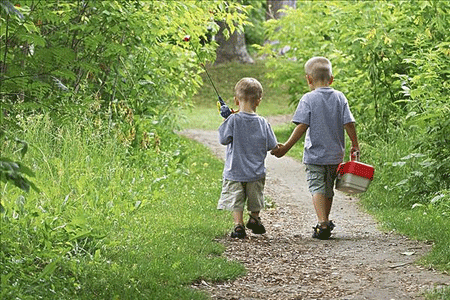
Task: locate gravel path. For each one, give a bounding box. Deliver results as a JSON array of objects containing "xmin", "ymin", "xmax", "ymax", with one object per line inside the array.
[{"xmin": 179, "ymin": 116, "xmax": 449, "ymax": 300}]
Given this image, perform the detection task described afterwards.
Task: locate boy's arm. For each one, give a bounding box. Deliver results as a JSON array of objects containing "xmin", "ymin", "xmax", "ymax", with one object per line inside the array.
[
  {"xmin": 271, "ymin": 123, "xmax": 309, "ymax": 158},
  {"xmin": 218, "ymin": 118, "xmax": 233, "ymax": 145},
  {"xmin": 344, "ymin": 122, "xmax": 360, "ymax": 156}
]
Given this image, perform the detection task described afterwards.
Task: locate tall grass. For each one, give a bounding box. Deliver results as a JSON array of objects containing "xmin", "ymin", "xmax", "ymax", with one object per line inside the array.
[
  {"xmin": 1, "ymin": 114, "xmax": 244, "ymax": 299},
  {"xmin": 358, "ymin": 124, "xmax": 450, "ymax": 272}
]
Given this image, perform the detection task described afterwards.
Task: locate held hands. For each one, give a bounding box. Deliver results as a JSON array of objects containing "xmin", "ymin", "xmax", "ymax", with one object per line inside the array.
[{"xmin": 271, "ymin": 143, "xmax": 288, "ymax": 158}]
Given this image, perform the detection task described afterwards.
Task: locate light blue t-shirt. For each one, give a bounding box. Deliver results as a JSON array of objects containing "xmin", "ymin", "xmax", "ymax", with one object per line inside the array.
[
  {"xmin": 292, "ymin": 87, "xmax": 355, "ymax": 165},
  {"xmin": 219, "ymin": 112, "xmax": 278, "ymax": 182}
]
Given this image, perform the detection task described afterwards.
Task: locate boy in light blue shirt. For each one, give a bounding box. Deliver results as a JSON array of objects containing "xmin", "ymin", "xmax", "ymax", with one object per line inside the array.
[
  {"xmin": 218, "ymin": 78, "xmax": 278, "ymax": 239},
  {"xmin": 272, "ymin": 57, "xmax": 360, "ymax": 240}
]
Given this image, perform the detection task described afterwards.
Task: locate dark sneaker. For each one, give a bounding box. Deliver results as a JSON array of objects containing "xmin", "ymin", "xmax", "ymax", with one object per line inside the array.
[
  {"xmin": 328, "ymin": 220, "xmax": 335, "ymax": 232},
  {"xmin": 231, "ymin": 225, "xmax": 247, "ymax": 239},
  {"xmin": 312, "ymin": 224, "xmax": 332, "ymax": 240},
  {"xmin": 246, "ymin": 215, "xmax": 266, "ymax": 234}
]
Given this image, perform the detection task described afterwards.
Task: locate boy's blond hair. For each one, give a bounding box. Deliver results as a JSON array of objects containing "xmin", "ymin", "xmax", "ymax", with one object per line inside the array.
[
  {"xmin": 234, "ymin": 77, "xmax": 263, "ymax": 103},
  {"xmin": 305, "ymin": 57, "xmax": 333, "ymax": 83}
]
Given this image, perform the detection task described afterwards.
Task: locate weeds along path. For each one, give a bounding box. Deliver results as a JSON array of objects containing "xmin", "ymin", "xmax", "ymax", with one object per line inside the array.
[{"xmin": 179, "ymin": 116, "xmax": 449, "ymax": 300}]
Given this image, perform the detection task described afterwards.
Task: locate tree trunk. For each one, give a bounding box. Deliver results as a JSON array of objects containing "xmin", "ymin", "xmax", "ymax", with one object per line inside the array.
[
  {"xmin": 266, "ymin": 0, "xmax": 296, "ymax": 20},
  {"xmin": 214, "ymin": 21, "xmax": 254, "ymax": 65},
  {"xmin": 265, "ymin": 0, "xmax": 297, "ymax": 56}
]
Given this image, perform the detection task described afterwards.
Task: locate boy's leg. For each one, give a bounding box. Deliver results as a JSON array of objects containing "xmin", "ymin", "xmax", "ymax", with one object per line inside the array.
[
  {"xmin": 306, "ymin": 165, "xmax": 338, "ymax": 239},
  {"xmin": 249, "ymin": 211, "xmax": 260, "ymax": 219},
  {"xmin": 312, "ymin": 193, "xmax": 332, "ymax": 227},
  {"xmin": 218, "ymin": 180, "xmax": 247, "ymax": 238},
  {"xmin": 231, "ymin": 211, "xmax": 246, "ymax": 238},
  {"xmin": 325, "ymin": 197, "xmax": 333, "ymax": 220},
  {"xmin": 307, "ymin": 164, "xmax": 338, "ymax": 223},
  {"xmin": 245, "ymin": 177, "xmax": 265, "ymax": 214},
  {"xmin": 245, "ymin": 178, "xmax": 266, "ymax": 234},
  {"xmin": 233, "ymin": 211, "xmax": 244, "ymax": 226},
  {"xmin": 231, "ymin": 209, "xmax": 247, "ymax": 239},
  {"xmin": 247, "ymin": 210, "xmax": 266, "ymax": 234}
]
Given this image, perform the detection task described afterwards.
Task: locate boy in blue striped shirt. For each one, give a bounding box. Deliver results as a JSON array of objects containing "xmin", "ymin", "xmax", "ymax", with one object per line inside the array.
[
  {"xmin": 272, "ymin": 57, "xmax": 360, "ymax": 240},
  {"xmin": 218, "ymin": 78, "xmax": 278, "ymax": 239}
]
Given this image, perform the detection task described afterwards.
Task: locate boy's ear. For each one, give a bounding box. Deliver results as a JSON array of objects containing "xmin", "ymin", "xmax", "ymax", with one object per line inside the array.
[
  {"xmin": 306, "ymin": 74, "xmax": 313, "ymax": 85},
  {"xmin": 329, "ymin": 75, "xmax": 334, "ymax": 85}
]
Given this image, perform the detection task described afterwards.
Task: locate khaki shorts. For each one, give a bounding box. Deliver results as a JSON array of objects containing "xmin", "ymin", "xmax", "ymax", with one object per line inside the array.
[
  {"xmin": 217, "ymin": 177, "xmax": 266, "ymax": 212},
  {"xmin": 305, "ymin": 164, "xmax": 339, "ymax": 198}
]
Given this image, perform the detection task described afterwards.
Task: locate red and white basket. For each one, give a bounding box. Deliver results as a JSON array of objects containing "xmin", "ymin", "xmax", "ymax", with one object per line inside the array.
[{"xmin": 336, "ymin": 161, "xmax": 374, "ymax": 194}]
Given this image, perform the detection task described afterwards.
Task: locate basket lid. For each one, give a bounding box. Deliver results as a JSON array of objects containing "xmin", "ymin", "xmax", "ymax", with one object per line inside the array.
[{"xmin": 337, "ymin": 161, "xmax": 374, "ymax": 180}]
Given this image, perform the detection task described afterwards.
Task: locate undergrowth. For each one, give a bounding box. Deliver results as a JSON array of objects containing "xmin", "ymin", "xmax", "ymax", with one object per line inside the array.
[{"xmin": 358, "ymin": 124, "xmax": 450, "ymax": 273}]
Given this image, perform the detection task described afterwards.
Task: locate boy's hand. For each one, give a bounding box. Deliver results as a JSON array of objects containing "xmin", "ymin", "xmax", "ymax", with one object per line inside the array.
[
  {"xmin": 217, "ymin": 101, "xmax": 231, "ymax": 118},
  {"xmin": 271, "ymin": 143, "xmax": 287, "ymax": 158},
  {"xmin": 350, "ymin": 146, "xmax": 360, "ymax": 161},
  {"xmin": 217, "ymin": 101, "xmax": 233, "ymax": 119}
]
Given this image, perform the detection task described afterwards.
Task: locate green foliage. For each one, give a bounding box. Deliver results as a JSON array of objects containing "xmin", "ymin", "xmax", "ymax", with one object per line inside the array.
[
  {"xmin": 0, "ymin": 129, "xmax": 38, "ymax": 193},
  {"xmin": 1, "ymin": 0, "xmax": 248, "ymax": 118},
  {"xmin": 1, "ymin": 115, "xmax": 244, "ymax": 299},
  {"xmin": 242, "ymin": 0, "xmax": 266, "ymax": 55},
  {"xmin": 0, "ymin": 0, "xmax": 250, "ymax": 218},
  {"xmin": 0, "ymin": 0, "xmax": 249, "ymax": 187}
]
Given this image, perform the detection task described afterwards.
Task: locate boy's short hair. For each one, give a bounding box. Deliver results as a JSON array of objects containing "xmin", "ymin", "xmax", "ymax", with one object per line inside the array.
[
  {"xmin": 235, "ymin": 77, "xmax": 263, "ymax": 103},
  {"xmin": 305, "ymin": 57, "xmax": 333, "ymax": 83}
]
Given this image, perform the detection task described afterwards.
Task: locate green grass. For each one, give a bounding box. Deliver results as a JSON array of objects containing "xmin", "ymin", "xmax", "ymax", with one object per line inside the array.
[
  {"xmin": 1, "ymin": 115, "xmax": 244, "ymax": 299},
  {"xmin": 426, "ymin": 286, "xmax": 450, "ymax": 300},
  {"xmin": 357, "ymin": 126, "xmax": 450, "ymax": 274}
]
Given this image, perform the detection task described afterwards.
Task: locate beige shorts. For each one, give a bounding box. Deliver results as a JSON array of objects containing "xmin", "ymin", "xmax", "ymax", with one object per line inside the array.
[{"xmin": 217, "ymin": 177, "xmax": 266, "ymax": 212}]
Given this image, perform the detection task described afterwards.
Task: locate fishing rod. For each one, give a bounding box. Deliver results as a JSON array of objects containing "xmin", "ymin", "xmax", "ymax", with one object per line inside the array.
[
  {"xmin": 183, "ymin": 35, "xmax": 234, "ymax": 118},
  {"xmin": 200, "ymin": 62, "xmax": 226, "ymax": 106}
]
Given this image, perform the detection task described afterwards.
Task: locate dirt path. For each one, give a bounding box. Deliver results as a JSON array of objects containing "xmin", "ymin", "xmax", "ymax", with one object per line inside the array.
[{"xmin": 179, "ymin": 116, "xmax": 449, "ymax": 300}]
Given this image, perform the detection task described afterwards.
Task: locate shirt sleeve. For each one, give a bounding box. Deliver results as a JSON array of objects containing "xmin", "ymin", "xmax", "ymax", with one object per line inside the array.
[
  {"xmin": 266, "ymin": 123, "xmax": 278, "ymax": 151},
  {"xmin": 218, "ymin": 115, "xmax": 234, "ymax": 145},
  {"xmin": 342, "ymin": 96, "xmax": 356, "ymax": 125},
  {"xmin": 292, "ymin": 96, "xmax": 311, "ymax": 125}
]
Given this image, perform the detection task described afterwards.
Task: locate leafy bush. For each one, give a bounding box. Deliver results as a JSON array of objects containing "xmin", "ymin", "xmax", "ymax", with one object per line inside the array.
[
  {"xmin": 242, "ymin": 0, "xmax": 266, "ymax": 55},
  {"xmin": 1, "ymin": 1, "xmax": 248, "ymax": 117}
]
